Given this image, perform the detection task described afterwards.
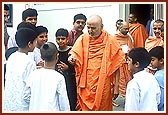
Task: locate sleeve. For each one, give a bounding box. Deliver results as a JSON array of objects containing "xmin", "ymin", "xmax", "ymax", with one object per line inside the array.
[
  {"xmin": 57, "ymin": 77, "xmax": 70, "ymax": 111},
  {"xmin": 23, "ymin": 73, "xmax": 33, "ymax": 104},
  {"xmin": 23, "ymin": 61, "xmax": 36, "ymax": 84},
  {"xmin": 125, "ymin": 81, "xmax": 140, "ymax": 111},
  {"xmin": 7, "ymin": 34, "xmax": 18, "ymax": 49},
  {"xmin": 155, "ymin": 72, "xmax": 163, "ymax": 105}
]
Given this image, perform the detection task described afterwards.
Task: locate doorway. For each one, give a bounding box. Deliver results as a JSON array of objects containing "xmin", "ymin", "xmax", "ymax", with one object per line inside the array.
[{"xmin": 130, "ymin": 4, "xmax": 154, "ymax": 26}]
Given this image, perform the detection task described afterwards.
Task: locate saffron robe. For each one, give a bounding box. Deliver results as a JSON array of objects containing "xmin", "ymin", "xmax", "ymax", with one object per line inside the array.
[
  {"xmin": 113, "ymin": 32, "xmax": 133, "ymax": 99},
  {"xmin": 145, "ymin": 36, "xmax": 164, "ymax": 52},
  {"xmin": 129, "ymin": 23, "xmax": 148, "ymax": 48},
  {"xmin": 69, "ymin": 30, "xmax": 125, "ymax": 111}
]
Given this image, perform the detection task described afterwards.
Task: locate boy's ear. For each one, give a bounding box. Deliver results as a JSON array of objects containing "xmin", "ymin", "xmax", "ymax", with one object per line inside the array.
[
  {"xmin": 55, "ymin": 53, "xmax": 59, "ymax": 61},
  {"xmin": 135, "ymin": 62, "xmax": 140, "ymax": 68},
  {"xmin": 28, "ymin": 41, "xmax": 32, "ymax": 48},
  {"xmin": 66, "ymin": 38, "xmax": 69, "ymax": 43},
  {"xmin": 159, "ymin": 58, "xmax": 164, "ymax": 64}
]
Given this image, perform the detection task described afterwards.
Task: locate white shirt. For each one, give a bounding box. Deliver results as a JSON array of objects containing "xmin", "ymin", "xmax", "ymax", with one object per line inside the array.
[
  {"xmin": 7, "ymin": 33, "xmax": 18, "ymax": 49},
  {"xmin": 23, "ymin": 68, "xmax": 70, "ymax": 111},
  {"xmin": 28, "ymin": 47, "xmax": 42, "ymax": 65},
  {"xmin": 3, "ymin": 51, "xmax": 36, "ymax": 111},
  {"xmin": 125, "ymin": 70, "xmax": 161, "ymax": 111}
]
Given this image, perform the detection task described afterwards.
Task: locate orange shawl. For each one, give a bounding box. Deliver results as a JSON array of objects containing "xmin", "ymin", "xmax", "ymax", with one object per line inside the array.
[
  {"xmin": 145, "ymin": 36, "xmax": 164, "ymax": 52},
  {"xmin": 129, "ymin": 23, "xmax": 148, "ymax": 48},
  {"xmin": 113, "ymin": 32, "xmax": 134, "ymax": 52},
  {"xmin": 113, "ymin": 32, "xmax": 132, "ymax": 99},
  {"xmin": 69, "ymin": 30, "xmax": 125, "ymax": 111}
]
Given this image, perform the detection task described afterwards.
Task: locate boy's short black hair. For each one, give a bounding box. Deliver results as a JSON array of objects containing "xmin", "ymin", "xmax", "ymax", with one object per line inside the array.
[
  {"xmin": 74, "ymin": 13, "xmax": 87, "ymax": 23},
  {"xmin": 128, "ymin": 47, "xmax": 151, "ymax": 70},
  {"xmin": 40, "ymin": 42, "xmax": 58, "ymax": 62},
  {"xmin": 55, "ymin": 28, "xmax": 68, "ymax": 38},
  {"xmin": 149, "ymin": 46, "xmax": 164, "ymax": 60},
  {"xmin": 15, "ymin": 28, "xmax": 37, "ymax": 48},
  {"xmin": 22, "ymin": 8, "xmax": 38, "ymax": 20},
  {"xmin": 5, "ymin": 47, "xmax": 18, "ymax": 60},
  {"xmin": 17, "ymin": 22, "xmax": 37, "ymax": 33},
  {"xmin": 37, "ymin": 26, "xmax": 48, "ymax": 36}
]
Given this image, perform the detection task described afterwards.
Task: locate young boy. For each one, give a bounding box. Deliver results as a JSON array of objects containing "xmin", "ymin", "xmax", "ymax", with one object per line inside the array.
[
  {"xmin": 55, "ymin": 28, "xmax": 77, "ymax": 111},
  {"xmin": 28, "ymin": 25, "xmax": 48, "ymax": 67},
  {"xmin": 149, "ymin": 46, "xmax": 164, "ymax": 111},
  {"xmin": 3, "ymin": 27, "xmax": 37, "ymax": 111},
  {"xmin": 8, "ymin": 8, "xmax": 38, "ymax": 49},
  {"xmin": 125, "ymin": 47, "xmax": 161, "ymax": 111},
  {"xmin": 23, "ymin": 42, "xmax": 70, "ymax": 111}
]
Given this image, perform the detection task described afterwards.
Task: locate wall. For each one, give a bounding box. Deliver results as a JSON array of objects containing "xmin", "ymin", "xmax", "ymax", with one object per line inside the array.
[
  {"xmin": 7, "ymin": 3, "xmax": 26, "ymax": 37},
  {"xmin": 6, "ymin": 2, "xmax": 120, "ymax": 44},
  {"xmin": 32, "ymin": 2, "xmax": 119, "ymax": 43}
]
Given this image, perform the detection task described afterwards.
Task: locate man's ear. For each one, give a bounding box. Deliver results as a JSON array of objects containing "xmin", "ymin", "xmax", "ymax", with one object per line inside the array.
[{"xmin": 101, "ymin": 24, "xmax": 104, "ymax": 29}]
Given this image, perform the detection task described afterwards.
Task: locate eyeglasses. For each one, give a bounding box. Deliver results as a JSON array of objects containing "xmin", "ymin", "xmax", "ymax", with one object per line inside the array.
[
  {"xmin": 4, "ymin": 15, "xmax": 10, "ymax": 19},
  {"xmin": 75, "ymin": 21, "xmax": 85, "ymax": 25},
  {"xmin": 153, "ymin": 28, "xmax": 161, "ymax": 30}
]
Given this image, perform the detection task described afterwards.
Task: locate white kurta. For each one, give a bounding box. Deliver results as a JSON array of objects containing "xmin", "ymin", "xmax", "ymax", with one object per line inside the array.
[
  {"xmin": 28, "ymin": 47, "xmax": 42, "ymax": 65},
  {"xmin": 7, "ymin": 33, "xmax": 18, "ymax": 49},
  {"xmin": 3, "ymin": 51, "xmax": 36, "ymax": 111},
  {"xmin": 125, "ymin": 70, "xmax": 161, "ymax": 111},
  {"xmin": 23, "ymin": 68, "xmax": 70, "ymax": 111}
]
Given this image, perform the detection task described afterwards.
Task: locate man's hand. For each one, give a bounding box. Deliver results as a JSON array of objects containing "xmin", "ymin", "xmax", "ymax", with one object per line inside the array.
[
  {"xmin": 113, "ymin": 68, "xmax": 120, "ymax": 100},
  {"xmin": 68, "ymin": 55, "xmax": 76, "ymax": 65}
]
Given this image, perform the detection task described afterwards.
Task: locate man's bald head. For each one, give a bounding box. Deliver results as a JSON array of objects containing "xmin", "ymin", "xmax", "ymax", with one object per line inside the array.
[
  {"xmin": 87, "ymin": 15, "xmax": 103, "ymax": 26},
  {"xmin": 87, "ymin": 15, "xmax": 103, "ymax": 39},
  {"xmin": 119, "ymin": 21, "xmax": 129, "ymax": 35}
]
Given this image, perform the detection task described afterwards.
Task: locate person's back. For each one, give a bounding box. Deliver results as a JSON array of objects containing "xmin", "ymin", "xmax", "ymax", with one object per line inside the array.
[
  {"xmin": 24, "ymin": 68, "xmax": 69, "ymax": 111},
  {"xmin": 4, "ymin": 28, "xmax": 37, "ymax": 111},
  {"xmin": 23, "ymin": 42, "xmax": 70, "ymax": 111},
  {"xmin": 125, "ymin": 47, "xmax": 160, "ymax": 111},
  {"xmin": 4, "ymin": 47, "xmax": 18, "ymax": 87},
  {"xmin": 126, "ymin": 70, "xmax": 160, "ymax": 111}
]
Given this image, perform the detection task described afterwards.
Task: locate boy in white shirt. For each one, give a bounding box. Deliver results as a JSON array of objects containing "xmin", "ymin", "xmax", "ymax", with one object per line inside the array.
[
  {"xmin": 125, "ymin": 47, "xmax": 160, "ymax": 111},
  {"xmin": 23, "ymin": 42, "xmax": 70, "ymax": 111},
  {"xmin": 3, "ymin": 27, "xmax": 37, "ymax": 111}
]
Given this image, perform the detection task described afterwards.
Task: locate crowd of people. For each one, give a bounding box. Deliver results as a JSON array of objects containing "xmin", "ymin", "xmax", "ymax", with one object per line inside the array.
[{"xmin": 3, "ymin": 4, "xmax": 165, "ymax": 112}]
